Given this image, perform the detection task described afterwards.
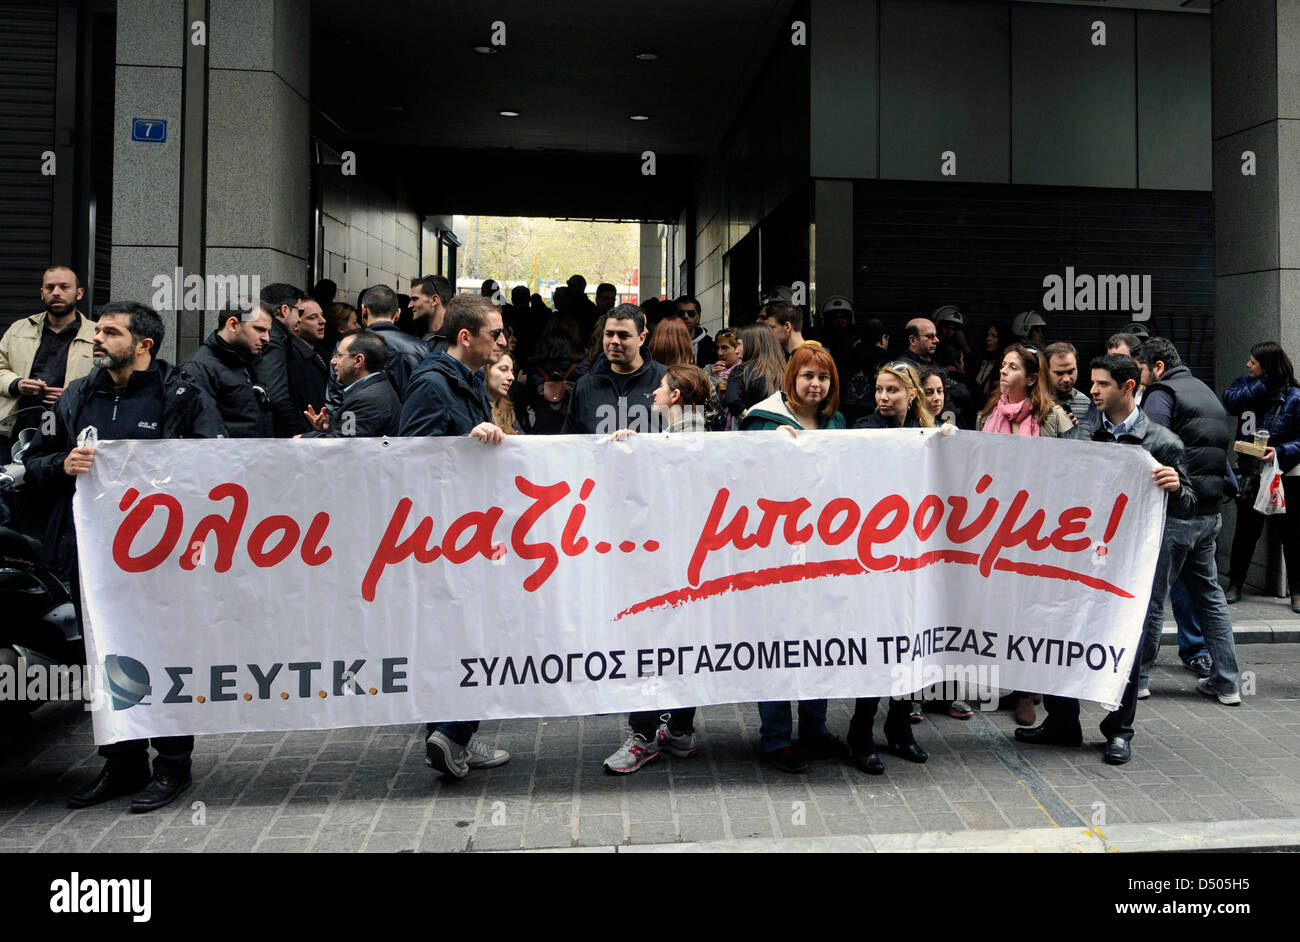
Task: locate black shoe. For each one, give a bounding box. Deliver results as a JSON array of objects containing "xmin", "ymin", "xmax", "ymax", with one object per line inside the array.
[
  {"xmin": 1224, "ymin": 585, "xmax": 1241, "ymax": 604},
  {"xmin": 852, "ymin": 750, "xmax": 885, "ymax": 775},
  {"xmin": 1103, "ymin": 737, "xmax": 1132, "ymax": 765},
  {"xmin": 799, "ymin": 732, "xmax": 850, "ymax": 760},
  {"xmin": 765, "ymin": 746, "xmax": 807, "ymax": 774},
  {"xmin": 129, "ymin": 767, "xmax": 192, "ymax": 813},
  {"xmin": 67, "ymin": 762, "xmax": 151, "ymax": 809},
  {"xmin": 885, "ymin": 739, "xmax": 929, "ymax": 763},
  {"xmin": 1014, "ymin": 723, "xmax": 1083, "ymax": 747},
  {"xmin": 1182, "ymin": 654, "xmax": 1213, "ymax": 680}
]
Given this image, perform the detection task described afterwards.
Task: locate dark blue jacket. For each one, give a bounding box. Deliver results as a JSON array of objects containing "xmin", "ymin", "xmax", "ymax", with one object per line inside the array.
[
  {"xmin": 1223, "ymin": 376, "xmax": 1300, "ymax": 472},
  {"xmin": 562, "ymin": 353, "xmax": 666, "ymax": 434},
  {"xmin": 368, "ymin": 321, "xmax": 429, "ymax": 399},
  {"xmin": 397, "ymin": 351, "xmax": 491, "ymax": 437}
]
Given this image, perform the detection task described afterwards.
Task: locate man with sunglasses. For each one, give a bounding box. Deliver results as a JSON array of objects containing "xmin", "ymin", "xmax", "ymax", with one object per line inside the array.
[
  {"xmin": 398, "ymin": 294, "xmax": 512, "ymax": 776},
  {"xmin": 180, "ymin": 301, "xmax": 275, "ymax": 438}
]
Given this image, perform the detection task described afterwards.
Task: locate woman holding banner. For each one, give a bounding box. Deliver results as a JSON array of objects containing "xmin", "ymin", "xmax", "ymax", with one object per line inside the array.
[
  {"xmin": 741, "ymin": 344, "xmax": 854, "ymax": 772},
  {"xmin": 603, "ymin": 364, "xmax": 715, "ymax": 774},
  {"xmin": 843, "ymin": 362, "xmax": 936, "ymax": 773},
  {"xmin": 977, "ymin": 343, "xmax": 1074, "ymax": 726}
]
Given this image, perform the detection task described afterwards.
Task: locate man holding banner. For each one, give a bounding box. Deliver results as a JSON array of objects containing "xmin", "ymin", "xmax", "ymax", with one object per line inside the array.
[
  {"xmin": 24, "ymin": 301, "xmax": 223, "ymax": 811},
  {"xmin": 398, "ymin": 294, "xmax": 512, "ymax": 778},
  {"xmin": 1017, "ymin": 354, "xmax": 1192, "ymax": 765}
]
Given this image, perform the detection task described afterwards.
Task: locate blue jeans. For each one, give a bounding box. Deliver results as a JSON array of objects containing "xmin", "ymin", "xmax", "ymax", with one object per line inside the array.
[
  {"xmin": 1169, "ymin": 576, "xmax": 1209, "ymax": 663},
  {"xmin": 757, "ymin": 700, "xmax": 829, "ymax": 752},
  {"xmin": 426, "ymin": 720, "xmax": 479, "ymax": 747},
  {"xmin": 1140, "ymin": 514, "xmax": 1239, "ymax": 695}
]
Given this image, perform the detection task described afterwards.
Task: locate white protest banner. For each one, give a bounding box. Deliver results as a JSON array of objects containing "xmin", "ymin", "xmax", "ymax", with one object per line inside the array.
[{"xmin": 72, "ymin": 430, "xmax": 1166, "ymax": 744}]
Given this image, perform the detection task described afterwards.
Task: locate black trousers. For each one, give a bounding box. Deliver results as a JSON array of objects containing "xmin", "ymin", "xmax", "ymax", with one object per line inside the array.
[
  {"xmin": 1227, "ymin": 478, "xmax": 1300, "ymax": 591},
  {"xmin": 99, "ymin": 736, "xmax": 194, "ymax": 774},
  {"xmin": 846, "ymin": 697, "xmax": 913, "ymax": 753},
  {"xmin": 1040, "ymin": 644, "xmax": 1142, "ymax": 743},
  {"xmin": 629, "ymin": 708, "xmax": 696, "ymax": 740}
]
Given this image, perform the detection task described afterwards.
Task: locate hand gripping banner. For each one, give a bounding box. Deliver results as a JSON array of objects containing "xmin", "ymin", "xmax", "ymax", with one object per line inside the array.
[{"xmin": 72, "ymin": 429, "xmax": 1166, "ymax": 744}]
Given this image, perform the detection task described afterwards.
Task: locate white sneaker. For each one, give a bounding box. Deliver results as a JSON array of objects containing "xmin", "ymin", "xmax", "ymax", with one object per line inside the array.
[
  {"xmin": 465, "ymin": 736, "xmax": 510, "ymax": 769},
  {"xmin": 425, "ymin": 731, "xmax": 469, "ymax": 778},
  {"xmin": 656, "ymin": 722, "xmax": 699, "ymax": 758},
  {"xmin": 603, "ymin": 730, "xmax": 661, "ymax": 774},
  {"xmin": 1136, "ymin": 687, "xmax": 1150, "ymax": 700},
  {"xmin": 1196, "ymin": 678, "xmax": 1242, "ymax": 706}
]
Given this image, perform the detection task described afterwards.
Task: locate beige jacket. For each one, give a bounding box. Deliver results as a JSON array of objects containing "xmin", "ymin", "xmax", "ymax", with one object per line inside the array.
[{"xmin": 0, "ymin": 311, "xmax": 97, "ymax": 435}]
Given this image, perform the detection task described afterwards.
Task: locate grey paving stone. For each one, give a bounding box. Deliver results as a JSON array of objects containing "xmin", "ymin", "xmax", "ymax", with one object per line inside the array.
[
  {"xmin": 312, "ymin": 824, "xmax": 371, "ymax": 852},
  {"xmin": 471, "ymin": 825, "xmax": 524, "ymax": 851},
  {"xmin": 255, "ymin": 837, "xmax": 312, "ymax": 853},
  {"xmin": 203, "ymin": 827, "xmax": 263, "ymax": 852},
  {"xmin": 576, "ymin": 814, "xmax": 626, "ymax": 847},
  {"xmin": 521, "ymin": 824, "xmax": 573, "ymax": 850},
  {"xmin": 364, "ymin": 832, "xmax": 418, "ymax": 853},
  {"xmin": 729, "ymin": 817, "xmax": 775, "ymax": 839},
  {"xmin": 419, "ymin": 822, "xmax": 472, "ymax": 853}
]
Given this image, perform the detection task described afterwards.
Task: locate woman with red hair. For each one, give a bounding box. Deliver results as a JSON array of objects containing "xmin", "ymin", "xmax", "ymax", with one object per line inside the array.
[
  {"xmin": 741, "ymin": 343, "xmax": 851, "ymax": 772},
  {"xmin": 648, "ymin": 317, "xmax": 695, "ymax": 368},
  {"xmin": 740, "ymin": 342, "xmax": 846, "ymax": 433}
]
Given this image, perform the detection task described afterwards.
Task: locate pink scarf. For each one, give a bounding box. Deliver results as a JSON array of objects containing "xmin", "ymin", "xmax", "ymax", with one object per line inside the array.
[{"xmin": 982, "ymin": 394, "xmax": 1039, "ymax": 436}]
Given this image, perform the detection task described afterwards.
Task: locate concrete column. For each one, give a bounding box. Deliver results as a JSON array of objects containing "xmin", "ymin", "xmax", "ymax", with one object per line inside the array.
[
  {"xmin": 205, "ymin": 0, "xmax": 311, "ymax": 345},
  {"xmin": 110, "ymin": 0, "xmax": 310, "ymax": 363},
  {"xmin": 110, "ymin": 0, "xmax": 184, "ymax": 358},
  {"xmin": 1212, "ymin": 0, "xmax": 1300, "ymax": 594},
  {"xmin": 639, "ymin": 223, "xmax": 662, "ymax": 303}
]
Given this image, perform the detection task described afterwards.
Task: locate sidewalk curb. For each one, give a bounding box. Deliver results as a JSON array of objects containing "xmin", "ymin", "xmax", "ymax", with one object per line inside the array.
[
  {"xmin": 509, "ymin": 817, "xmax": 1300, "ymax": 854},
  {"xmin": 1163, "ymin": 623, "xmax": 1300, "ymax": 644}
]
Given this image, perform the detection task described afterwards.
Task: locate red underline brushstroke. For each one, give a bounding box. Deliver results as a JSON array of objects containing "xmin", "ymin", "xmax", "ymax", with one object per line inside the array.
[
  {"xmin": 991, "ymin": 558, "xmax": 1133, "ymax": 598},
  {"xmin": 613, "ymin": 550, "xmax": 1132, "ymax": 620}
]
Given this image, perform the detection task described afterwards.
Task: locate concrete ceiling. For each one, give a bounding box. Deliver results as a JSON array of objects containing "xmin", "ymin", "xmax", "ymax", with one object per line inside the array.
[{"xmin": 311, "ymin": 0, "xmax": 795, "ymax": 158}]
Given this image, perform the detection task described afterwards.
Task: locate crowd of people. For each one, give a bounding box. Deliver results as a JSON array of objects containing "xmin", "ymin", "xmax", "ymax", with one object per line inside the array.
[{"xmin": 0, "ymin": 263, "xmax": 1283, "ymax": 811}]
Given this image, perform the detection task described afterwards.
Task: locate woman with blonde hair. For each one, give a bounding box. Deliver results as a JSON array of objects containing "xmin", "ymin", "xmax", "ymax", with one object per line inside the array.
[{"xmin": 852, "ymin": 361, "xmax": 935, "ymax": 430}]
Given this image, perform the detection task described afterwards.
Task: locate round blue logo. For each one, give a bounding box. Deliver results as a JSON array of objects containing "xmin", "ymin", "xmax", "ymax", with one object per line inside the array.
[{"xmin": 103, "ymin": 655, "xmax": 151, "ymax": 710}]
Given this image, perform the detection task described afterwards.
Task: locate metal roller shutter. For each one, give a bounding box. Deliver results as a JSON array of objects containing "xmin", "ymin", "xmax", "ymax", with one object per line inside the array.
[{"xmin": 0, "ymin": 3, "xmax": 57, "ymax": 333}]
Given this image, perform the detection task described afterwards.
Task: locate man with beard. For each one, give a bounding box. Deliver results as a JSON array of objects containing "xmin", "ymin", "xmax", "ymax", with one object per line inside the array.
[
  {"xmin": 180, "ymin": 302, "xmax": 275, "ymax": 438},
  {"xmin": 24, "ymin": 301, "xmax": 223, "ymax": 811},
  {"xmin": 0, "ymin": 266, "xmax": 97, "ymax": 444}
]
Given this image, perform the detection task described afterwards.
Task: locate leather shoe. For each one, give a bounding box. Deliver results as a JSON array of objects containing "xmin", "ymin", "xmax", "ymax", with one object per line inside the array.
[
  {"xmin": 1014, "ymin": 723, "xmax": 1083, "ymax": 747},
  {"xmin": 67, "ymin": 762, "xmax": 151, "ymax": 809},
  {"xmin": 885, "ymin": 739, "xmax": 929, "ymax": 763},
  {"xmin": 1224, "ymin": 585, "xmax": 1241, "ymax": 604},
  {"xmin": 1103, "ymin": 737, "xmax": 1131, "ymax": 765},
  {"xmin": 130, "ymin": 767, "xmax": 192, "ymax": 813},
  {"xmin": 852, "ymin": 750, "xmax": 885, "ymax": 775}
]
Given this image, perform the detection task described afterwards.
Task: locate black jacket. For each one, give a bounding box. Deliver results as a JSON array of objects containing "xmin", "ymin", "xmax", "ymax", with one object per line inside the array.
[
  {"xmin": 252, "ymin": 317, "xmax": 300, "ymax": 437},
  {"xmin": 181, "ymin": 331, "xmax": 273, "ymax": 438},
  {"xmin": 303, "ymin": 371, "xmax": 401, "ymax": 438},
  {"xmin": 853, "ymin": 411, "xmax": 922, "ymax": 430},
  {"xmin": 368, "ymin": 321, "xmax": 427, "ymax": 398},
  {"xmin": 1143, "ymin": 365, "xmax": 1230, "ymax": 513},
  {"xmin": 562, "ymin": 353, "xmax": 667, "ymax": 434},
  {"xmin": 692, "ymin": 327, "xmax": 717, "ymax": 370},
  {"xmin": 24, "ymin": 359, "xmax": 224, "ymax": 579},
  {"xmin": 1079, "ymin": 409, "xmax": 1197, "ymax": 518},
  {"xmin": 722, "ymin": 359, "xmax": 778, "ymax": 422},
  {"xmin": 398, "ymin": 351, "xmax": 492, "ymax": 437},
  {"xmin": 285, "ymin": 334, "xmax": 328, "ymax": 433},
  {"xmin": 423, "ymin": 329, "xmax": 452, "ymax": 359}
]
